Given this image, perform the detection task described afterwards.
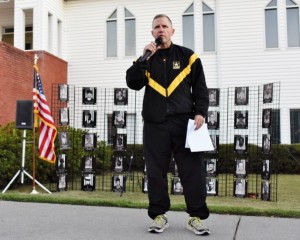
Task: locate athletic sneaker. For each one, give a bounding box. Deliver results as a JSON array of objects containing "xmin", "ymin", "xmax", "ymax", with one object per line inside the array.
[
  {"xmin": 187, "ymin": 217, "xmax": 210, "ymax": 235},
  {"xmin": 148, "ymin": 214, "xmax": 169, "ymax": 233}
]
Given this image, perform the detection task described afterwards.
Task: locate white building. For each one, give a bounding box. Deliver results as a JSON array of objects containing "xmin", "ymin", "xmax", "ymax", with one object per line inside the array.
[{"xmin": 1, "ymin": 0, "xmax": 300, "ymax": 144}]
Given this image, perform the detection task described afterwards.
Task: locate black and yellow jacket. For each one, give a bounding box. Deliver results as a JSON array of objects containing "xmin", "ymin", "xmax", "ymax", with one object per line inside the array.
[{"xmin": 126, "ymin": 43, "xmax": 209, "ymax": 123}]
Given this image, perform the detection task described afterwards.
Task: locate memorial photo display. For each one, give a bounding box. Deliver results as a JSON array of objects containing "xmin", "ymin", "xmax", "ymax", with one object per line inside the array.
[
  {"xmin": 82, "ymin": 87, "xmax": 97, "ymax": 105},
  {"xmin": 206, "ymin": 178, "xmax": 217, "ymax": 196},
  {"xmin": 57, "ymin": 154, "xmax": 67, "ymax": 172},
  {"xmin": 262, "ymin": 134, "xmax": 271, "ymax": 155},
  {"xmin": 234, "ymin": 178, "xmax": 247, "ymax": 197},
  {"xmin": 57, "ymin": 172, "xmax": 67, "ymax": 191},
  {"xmin": 112, "ymin": 111, "xmax": 126, "ymax": 128},
  {"xmin": 82, "ymin": 173, "xmax": 95, "ymax": 191},
  {"xmin": 207, "ymin": 111, "xmax": 219, "ymax": 129},
  {"xmin": 206, "ymin": 159, "xmax": 217, "ymax": 177},
  {"xmin": 234, "ymin": 110, "xmax": 248, "ymax": 129},
  {"xmin": 114, "ymin": 88, "xmax": 128, "ymax": 105},
  {"xmin": 112, "ymin": 174, "xmax": 126, "ymax": 192},
  {"xmin": 82, "ymin": 155, "xmax": 95, "ymax": 171},
  {"xmin": 262, "ymin": 108, "xmax": 272, "ymax": 128},
  {"xmin": 235, "ymin": 159, "xmax": 247, "ymax": 177},
  {"xmin": 172, "ymin": 176, "xmax": 183, "ymax": 195},
  {"xmin": 234, "ymin": 135, "xmax": 248, "ymax": 154},
  {"xmin": 82, "ymin": 110, "xmax": 97, "ymax": 128},
  {"xmin": 58, "ymin": 84, "xmax": 69, "ymax": 102},
  {"xmin": 235, "ymin": 87, "xmax": 249, "ymax": 105},
  {"xmin": 59, "ymin": 107, "xmax": 69, "ymax": 125},
  {"xmin": 82, "ymin": 133, "xmax": 97, "ymax": 151},
  {"xmin": 113, "ymin": 134, "xmax": 127, "ymax": 151},
  {"xmin": 58, "ymin": 131, "xmax": 71, "ymax": 150},
  {"xmin": 208, "ymin": 88, "xmax": 219, "ymax": 107},
  {"xmin": 263, "ymin": 83, "xmax": 273, "ymax": 104}
]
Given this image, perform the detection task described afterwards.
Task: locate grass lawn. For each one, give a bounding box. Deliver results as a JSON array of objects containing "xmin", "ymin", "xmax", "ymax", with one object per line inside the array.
[{"xmin": 1, "ymin": 174, "xmax": 299, "ymax": 218}]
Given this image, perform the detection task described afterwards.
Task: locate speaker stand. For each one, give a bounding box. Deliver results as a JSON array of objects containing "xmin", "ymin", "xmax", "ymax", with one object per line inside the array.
[{"xmin": 2, "ymin": 130, "xmax": 51, "ymax": 194}]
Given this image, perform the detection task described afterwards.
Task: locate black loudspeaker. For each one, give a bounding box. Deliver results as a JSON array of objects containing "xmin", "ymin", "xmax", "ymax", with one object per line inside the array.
[{"xmin": 15, "ymin": 100, "xmax": 34, "ymax": 129}]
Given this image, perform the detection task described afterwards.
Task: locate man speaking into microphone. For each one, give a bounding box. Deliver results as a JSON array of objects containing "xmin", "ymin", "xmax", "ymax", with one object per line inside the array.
[{"xmin": 126, "ymin": 14, "xmax": 210, "ymax": 235}]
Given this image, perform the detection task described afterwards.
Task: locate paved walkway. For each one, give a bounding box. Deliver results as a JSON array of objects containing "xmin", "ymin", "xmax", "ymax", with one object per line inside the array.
[{"xmin": 0, "ymin": 201, "xmax": 299, "ymax": 240}]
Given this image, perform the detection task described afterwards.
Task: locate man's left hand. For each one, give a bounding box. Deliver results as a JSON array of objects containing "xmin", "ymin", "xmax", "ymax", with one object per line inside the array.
[{"xmin": 194, "ymin": 115, "xmax": 205, "ymax": 130}]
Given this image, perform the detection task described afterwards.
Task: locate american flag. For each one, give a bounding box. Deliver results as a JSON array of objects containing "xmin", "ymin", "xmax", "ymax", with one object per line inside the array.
[{"xmin": 33, "ymin": 65, "xmax": 57, "ymax": 163}]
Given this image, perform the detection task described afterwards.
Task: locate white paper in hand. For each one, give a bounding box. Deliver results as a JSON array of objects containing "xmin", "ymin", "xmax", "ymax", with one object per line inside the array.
[{"xmin": 185, "ymin": 120, "xmax": 214, "ymax": 152}]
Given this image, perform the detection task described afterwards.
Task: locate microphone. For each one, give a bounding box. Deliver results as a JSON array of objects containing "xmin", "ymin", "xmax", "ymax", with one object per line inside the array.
[{"xmin": 139, "ymin": 37, "xmax": 162, "ymax": 62}]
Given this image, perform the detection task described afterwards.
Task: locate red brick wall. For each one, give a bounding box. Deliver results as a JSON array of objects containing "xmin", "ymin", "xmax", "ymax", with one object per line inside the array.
[{"xmin": 0, "ymin": 42, "xmax": 67, "ymax": 126}]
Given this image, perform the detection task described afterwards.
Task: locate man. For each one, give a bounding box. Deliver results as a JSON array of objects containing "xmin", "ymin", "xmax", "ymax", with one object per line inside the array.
[
  {"xmin": 84, "ymin": 89, "xmax": 95, "ymax": 104},
  {"xmin": 126, "ymin": 14, "xmax": 210, "ymax": 235},
  {"xmin": 235, "ymin": 112, "xmax": 246, "ymax": 128},
  {"xmin": 235, "ymin": 135, "xmax": 246, "ymax": 151},
  {"xmin": 236, "ymin": 160, "xmax": 246, "ymax": 175},
  {"xmin": 113, "ymin": 176, "xmax": 123, "ymax": 192},
  {"xmin": 207, "ymin": 111, "xmax": 218, "ymax": 129},
  {"xmin": 84, "ymin": 112, "xmax": 95, "ymax": 127}
]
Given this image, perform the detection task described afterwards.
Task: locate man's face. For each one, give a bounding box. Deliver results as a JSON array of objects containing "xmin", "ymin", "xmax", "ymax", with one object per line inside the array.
[{"xmin": 152, "ymin": 17, "xmax": 175, "ymax": 48}]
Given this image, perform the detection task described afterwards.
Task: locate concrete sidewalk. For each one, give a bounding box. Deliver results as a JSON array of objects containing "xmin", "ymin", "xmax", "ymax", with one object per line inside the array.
[{"xmin": 0, "ymin": 201, "xmax": 299, "ymax": 240}]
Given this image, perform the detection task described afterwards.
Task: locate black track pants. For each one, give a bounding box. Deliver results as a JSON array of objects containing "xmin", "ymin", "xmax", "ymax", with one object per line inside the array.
[{"xmin": 143, "ymin": 115, "xmax": 209, "ymax": 220}]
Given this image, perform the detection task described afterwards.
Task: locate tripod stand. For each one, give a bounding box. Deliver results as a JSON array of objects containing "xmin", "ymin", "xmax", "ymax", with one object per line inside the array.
[{"xmin": 2, "ymin": 130, "xmax": 51, "ymax": 194}]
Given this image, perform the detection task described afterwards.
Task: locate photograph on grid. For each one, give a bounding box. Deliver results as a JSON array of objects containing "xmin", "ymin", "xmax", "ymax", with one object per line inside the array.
[
  {"xmin": 207, "ymin": 111, "xmax": 219, "ymax": 129},
  {"xmin": 114, "ymin": 88, "xmax": 128, "ymax": 105},
  {"xmin": 82, "ymin": 133, "xmax": 97, "ymax": 151},
  {"xmin": 82, "ymin": 110, "xmax": 97, "ymax": 128},
  {"xmin": 206, "ymin": 159, "xmax": 217, "ymax": 177},
  {"xmin": 206, "ymin": 178, "xmax": 217, "ymax": 196},
  {"xmin": 142, "ymin": 175, "xmax": 148, "ymax": 193},
  {"xmin": 261, "ymin": 180, "xmax": 271, "ymax": 201},
  {"xmin": 234, "ymin": 135, "xmax": 248, "ymax": 154},
  {"xmin": 234, "ymin": 178, "xmax": 247, "ymax": 197},
  {"xmin": 235, "ymin": 87, "xmax": 249, "ymax": 105},
  {"xmin": 262, "ymin": 108, "xmax": 272, "ymax": 128},
  {"xmin": 208, "ymin": 88, "xmax": 219, "ymax": 107},
  {"xmin": 209, "ymin": 134, "xmax": 219, "ymax": 153},
  {"xmin": 82, "ymin": 172, "xmax": 95, "ymax": 191},
  {"xmin": 58, "ymin": 84, "xmax": 69, "ymax": 102},
  {"xmin": 235, "ymin": 159, "xmax": 247, "ymax": 177},
  {"xmin": 58, "ymin": 131, "xmax": 71, "ymax": 150},
  {"xmin": 172, "ymin": 176, "xmax": 183, "ymax": 195},
  {"xmin": 112, "ymin": 154, "xmax": 125, "ymax": 172},
  {"xmin": 234, "ymin": 110, "xmax": 248, "ymax": 129},
  {"xmin": 82, "ymin": 87, "xmax": 97, "ymax": 105},
  {"xmin": 263, "ymin": 83, "xmax": 273, "ymax": 104},
  {"xmin": 262, "ymin": 134, "xmax": 271, "ymax": 155},
  {"xmin": 112, "ymin": 174, "xmax": 126, "ymax": 192},
  {"xmin": 112, "ymin": 111, "xmax": 126, "ymax": 128},
  {"xmin": 113, "ymin": 134, "xmax": 127, "ymax": 151},
  {"xmin": 57, "ymin": 172, "xmax": 67, "ymax": 191},
  {"xmin": 57, "ymin": 154, "xmax": 67, "ymax": 172},
  {"xmin": 82, "ymin": 155, "xmax": 95, "ymax": 172},
  {"xmin": 262, "ymin": 159, "xmax": 271, "ymax": 180},
  {"xmin": 59, "ymin": 107, "xmax": 69, "ymax": 125}
]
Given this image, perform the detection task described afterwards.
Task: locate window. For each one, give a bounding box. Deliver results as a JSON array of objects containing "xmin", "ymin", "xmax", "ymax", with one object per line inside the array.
[
  {"xmin": 183, "ymin": 3, "xmax": 194, "ymax": 51},
  {"xmin": 286, "ymin": 0, "xmax": 300, "ymax": 47},
  {"xmin": 290, "ymin": 109, "xmax": 300, "ymax": 143},
  {"xmin": 203, "ymin": 2, "xmax": 215, "ymax": 52},
  {"xmin": 2, "ymin": 26, "xmax": 33, "ymax": 50},
  {"xmin": 265, "ymin": 0, "xmax": 278, "ymax": 48},
  {"xmin": 107, "ymin": 9, "xmax": 117, "ymax": 57},
  {"xmin": 269, "ymin": 109, "xmax": 281, "ymax": 144},
  {"xmin": 125, "ymin": 8, "xmax": 136, "ymax": 56}
]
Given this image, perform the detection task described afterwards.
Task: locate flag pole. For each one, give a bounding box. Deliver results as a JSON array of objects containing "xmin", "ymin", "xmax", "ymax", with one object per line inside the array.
[{"xmin": 31, "ymin": 54, "xmax": 39, "ymax": 195}]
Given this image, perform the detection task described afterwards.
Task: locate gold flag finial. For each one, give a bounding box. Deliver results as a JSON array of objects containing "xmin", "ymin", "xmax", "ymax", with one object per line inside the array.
[{"xmin": 34, "ymin": 54, "xmax": 38, "ymax": 65}]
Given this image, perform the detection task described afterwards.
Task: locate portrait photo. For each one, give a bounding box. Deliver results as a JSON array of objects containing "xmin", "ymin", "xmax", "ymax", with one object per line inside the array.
[
  {"xmin": 82, "ymin": 87, "xmax": 97, "ymax": 105},
  {"xmin": 57, "ymin": 172, "xmax": 67, "ymax": 191},
  {"xmin": 262, "ymin": 159, "xmax": 270, "ymax": 180},
  {"xmin": 234, "ymin": 135, "xmax": 248, "ymax": 154},
  {"xmin": 113, "ymin": 155, "xmax": 124, "ymax": 172},
  {"xmin": 58, "ymin": 84, "xmax": 69, "ymax": 102},
  {"xmin": 235, "ymin": 159, "xmax": 247, "ymax": 177},
  {"xmin": 113, "ymin": 134, "xmax": 127, "ymax": 151},
  {"xmin": 82, "ymin": 133, "xmax": 97, "ymax": 151},
  {"xmin": 112, "ymin": 174, "xmax": 125, "ymax": 193},
  {"xmin": 82, "ymin": 110, "xmax": 97, "ymax": 128},
  {"xmin": 142, "ymin": 175, "xmax": 148, "ymax": 193},
  {"xmin": 59, "ymin": 107, "xmax": 69, "ymax": 125},
  {"xmin": 206, "ymin": 178, "xmax": 217, "ymax": 196},
  {"xmin": 112, "ymin": 111, "xmax": 126, "ymax": 128},
  {"xmin": 207, "ymin": 111, "xmax": 219, "ymax": 129},
  {"xmin": 235, "ymin": 87, "xmax": 249, "ymax": 106},
  {"xmin": 234, "ymin": 178, "xmax": 247, "ymax": 197},
  {"xmin": 173, "ymin": 162, "xmax": 179, "ymax": 176},
  {"xmin": 82, "ymin": 155, "xmax": 95, "ymax": 171},
  {"xmin": 208, "ymin": 88, "xmax": 219, "ymax": 107},
  {"xmin": 263, "ymin": 83, "xmax": 273, "ymax": 103},
  {"xmin": 172, "ymin": 177, "xmax": 183, "ymax": 195},
  {"xmin": 209, "ymin": 134, "xmax": 219, "ymax": 153},
  {"xmin": 234, "ymin": 111, "xmax": 248, "ymax": 129},
  {"xmin": 262, "ymin": 134, "xmax": 271, "ymax": 155},
  {"xmin": 57, "ymin": 154, "xmax": 67, "ymax": 172},
  {"xmin": 262, "ymin": 108, "xmax": 272, "ymax": 128},
  {"xmin": 206, "ymin": 159, "xmax": 217, "ymax": 176},
  {"xmin": 58, "ymin": 131, "xmax": 71, "ymax": 150},
  {"xmin": 82, "ymin": 173, "xmax": 95, "ymax": 191},
  {"xmin": 114, "ymin": 88, "xmax": 128, "ymax": 105},
  {"xmin": 261, "ymin": 180, "xmax": 270, "ymax": 201}
]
